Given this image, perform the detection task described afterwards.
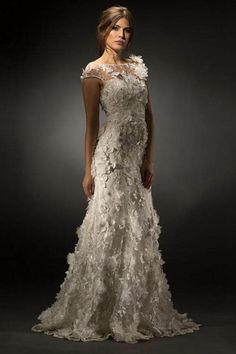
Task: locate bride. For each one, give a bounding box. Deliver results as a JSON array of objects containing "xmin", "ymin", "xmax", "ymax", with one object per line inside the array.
[{"xmin": 31, "ymin": 5, "xmax": 202, "ymax": 344}]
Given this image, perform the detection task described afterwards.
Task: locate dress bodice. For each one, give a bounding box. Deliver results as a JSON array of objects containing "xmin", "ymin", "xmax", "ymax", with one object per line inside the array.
[
  {"xmin": 80, "ymin": 54, "xmax": 149, "ymax": 119},
  {"xmin": 80, "ymin": 54, "xmax": 150, "ymax": 176}
]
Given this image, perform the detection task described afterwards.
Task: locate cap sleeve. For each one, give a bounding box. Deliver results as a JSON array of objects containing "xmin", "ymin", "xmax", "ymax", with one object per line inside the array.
[
  {"xmin": 130, "ymin": 54, "xmax": 148, "ymax": 81},
  {"xmin": 80, "ymin": 62, "xmax": 105, "ymax": 81}
]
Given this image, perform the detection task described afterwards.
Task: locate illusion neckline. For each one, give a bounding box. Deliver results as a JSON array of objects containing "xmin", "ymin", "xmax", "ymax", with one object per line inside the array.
[
  {"xmin": 93, "ymin": 61, "xmax": 134, "ymax": 66},
  {"xmin": 91, "ymin": 54, "xmax": 138, "ymax": 66}
]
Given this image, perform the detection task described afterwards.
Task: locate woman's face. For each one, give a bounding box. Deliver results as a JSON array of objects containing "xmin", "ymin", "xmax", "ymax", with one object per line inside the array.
[{"xmin": 105, "ymin": 17, "xmax": 132, "ymax": 53}]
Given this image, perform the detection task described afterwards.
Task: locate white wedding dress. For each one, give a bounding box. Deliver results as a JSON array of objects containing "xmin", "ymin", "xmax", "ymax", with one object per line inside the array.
[{"xmin": 31, "ymin": 54, "xmax": 202, "ymax": 343}]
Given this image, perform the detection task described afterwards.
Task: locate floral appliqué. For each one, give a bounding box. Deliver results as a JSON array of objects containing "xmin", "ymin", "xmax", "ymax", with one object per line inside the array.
[{"xmin": 31, "ymin": 53, "xmax": 202, "ymax": 344}]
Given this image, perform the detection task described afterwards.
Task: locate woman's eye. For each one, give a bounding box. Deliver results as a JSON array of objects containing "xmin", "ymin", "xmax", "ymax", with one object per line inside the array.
[{"xmin": 112, "ymin": 26, "xmax": 131, "ymax": 33}]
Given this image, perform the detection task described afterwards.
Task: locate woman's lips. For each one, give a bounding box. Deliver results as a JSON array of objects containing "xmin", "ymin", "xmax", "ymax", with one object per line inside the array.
[{"xmin": 115, "ymin": 41, "xmax": 124, "ymax": 44}]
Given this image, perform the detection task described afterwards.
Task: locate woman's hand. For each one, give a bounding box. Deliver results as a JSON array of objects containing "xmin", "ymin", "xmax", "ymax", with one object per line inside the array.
[
  {"xmin": 82, "ymin": 172, "xmax": 95, "ymax": 199},
  {"xmin": 140, "ymin": 159, "xmax": 154, "ymax": 189}
]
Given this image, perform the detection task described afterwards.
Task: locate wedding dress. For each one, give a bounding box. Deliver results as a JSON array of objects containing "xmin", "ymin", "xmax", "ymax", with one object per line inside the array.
[{"xmin": 31, "ymin": 54, "xmax": 202, "ymax": 343}]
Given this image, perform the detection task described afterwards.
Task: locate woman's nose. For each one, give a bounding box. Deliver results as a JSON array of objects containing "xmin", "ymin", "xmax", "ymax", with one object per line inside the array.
[{"xmin": 118, "ymin": 30, "xmax": 125, "ymax": 38}]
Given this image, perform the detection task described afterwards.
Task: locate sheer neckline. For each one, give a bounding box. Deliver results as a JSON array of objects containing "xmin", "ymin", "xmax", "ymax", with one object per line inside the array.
[{"xmin": 92, "ymin": 61, "xmax": 134, "ymax": 66}]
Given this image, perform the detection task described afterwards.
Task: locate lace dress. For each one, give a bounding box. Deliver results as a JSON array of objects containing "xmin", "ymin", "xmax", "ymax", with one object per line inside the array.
[{"xmin": 31, "ymin": 54, "xmax": 202, "ymax": 343}]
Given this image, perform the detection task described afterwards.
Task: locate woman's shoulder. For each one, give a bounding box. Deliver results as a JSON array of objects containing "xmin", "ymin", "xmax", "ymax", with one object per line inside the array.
[
  {"xmin": 130, "ymin": 54, "xmax": 149, "ymax": 81},
  {"xmin": 128, "ymin": 53, "xmax": 146, "ymax": 64},
  {"xmin": 80, "ymin": 60, "xmax": 104, "ymax": 81},
  {"xmin": 80, "ymin": 53, "xmax": 148, "ymax": 81}
]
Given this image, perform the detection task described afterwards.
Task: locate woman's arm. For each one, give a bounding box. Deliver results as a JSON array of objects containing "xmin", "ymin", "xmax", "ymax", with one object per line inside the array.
[
  {"xmin": 140, "ymin": 82, "xmax": 155, "ymax": 189},
  {"xmin": 81, "ymin": 77, "xmax": 100, "ymax": 198},
  {"xmin": 81, "ymin": 77, "xmax": 100, "ymax": 175},
  {"xmin": 144, "ymin": 82, "xmax": 154, "ymax": 164}
]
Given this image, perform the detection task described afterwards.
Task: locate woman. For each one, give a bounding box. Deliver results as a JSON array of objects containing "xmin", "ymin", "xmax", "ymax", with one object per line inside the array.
[{"xmin": 31, "ymin": 5, "xmax": 202, "ymax": 344}]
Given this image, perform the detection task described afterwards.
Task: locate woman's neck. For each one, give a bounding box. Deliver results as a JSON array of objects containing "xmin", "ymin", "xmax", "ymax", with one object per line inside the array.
[{"xmin": 100, "ymin": 48, "xmax": 126, "ymax": 64}]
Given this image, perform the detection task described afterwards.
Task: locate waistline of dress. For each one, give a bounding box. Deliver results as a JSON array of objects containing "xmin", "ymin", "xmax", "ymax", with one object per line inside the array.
[{"xmin": 105, "ymin": 110, "xmax": 145, "ymax": 122}]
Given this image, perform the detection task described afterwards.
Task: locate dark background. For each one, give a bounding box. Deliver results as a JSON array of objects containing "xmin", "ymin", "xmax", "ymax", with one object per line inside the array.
[{"xmin": 1, "ymin": 0, "xmax": 236, "ymax": 352}]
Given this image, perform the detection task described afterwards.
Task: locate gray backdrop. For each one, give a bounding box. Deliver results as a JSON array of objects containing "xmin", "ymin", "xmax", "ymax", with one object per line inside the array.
[{"xmin": 1, "ymin": 0, "xmax": 235, "ymax": 296}]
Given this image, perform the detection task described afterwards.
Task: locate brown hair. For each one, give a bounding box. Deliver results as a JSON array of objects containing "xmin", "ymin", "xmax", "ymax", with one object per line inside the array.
[{"xmin": 97, "ymin": 5, "xmax": 135, "ymax": 57}]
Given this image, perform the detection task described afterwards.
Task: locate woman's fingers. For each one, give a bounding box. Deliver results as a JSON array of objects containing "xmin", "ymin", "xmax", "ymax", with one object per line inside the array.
[
  {"xmin": 83, "ymin": 184, "xmax": 92, "ymax": 199},
  {"xmin": 86, "ymin": 181, "xmax": 95, "ymax": 199},
  {"xmin": 82, "ymin": 174, "xmax": 95, "ymax": 199},
  {"xmin": 146, "ymin": 174, "xmax": 153, "ymax": 189},
  {"xmin": 91, "ymin": 181, "xmax": 95, "ymax": 195},
  {"xmin": 144, "ymin": 171, "xmax": 153, "ymax": 189}
]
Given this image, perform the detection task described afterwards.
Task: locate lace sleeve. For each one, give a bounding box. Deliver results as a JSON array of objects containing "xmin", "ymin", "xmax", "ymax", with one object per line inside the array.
[
  {"xmin": 130, "ymin": 54, "xmax": 149, "ymax": 81},
  {"xmin": 80, "ymin": 62, "xmax": 108, "ymax": 81},
  {"xmin": 139, "ymin": 58, "xmax": 148, "ymax": 81}
]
